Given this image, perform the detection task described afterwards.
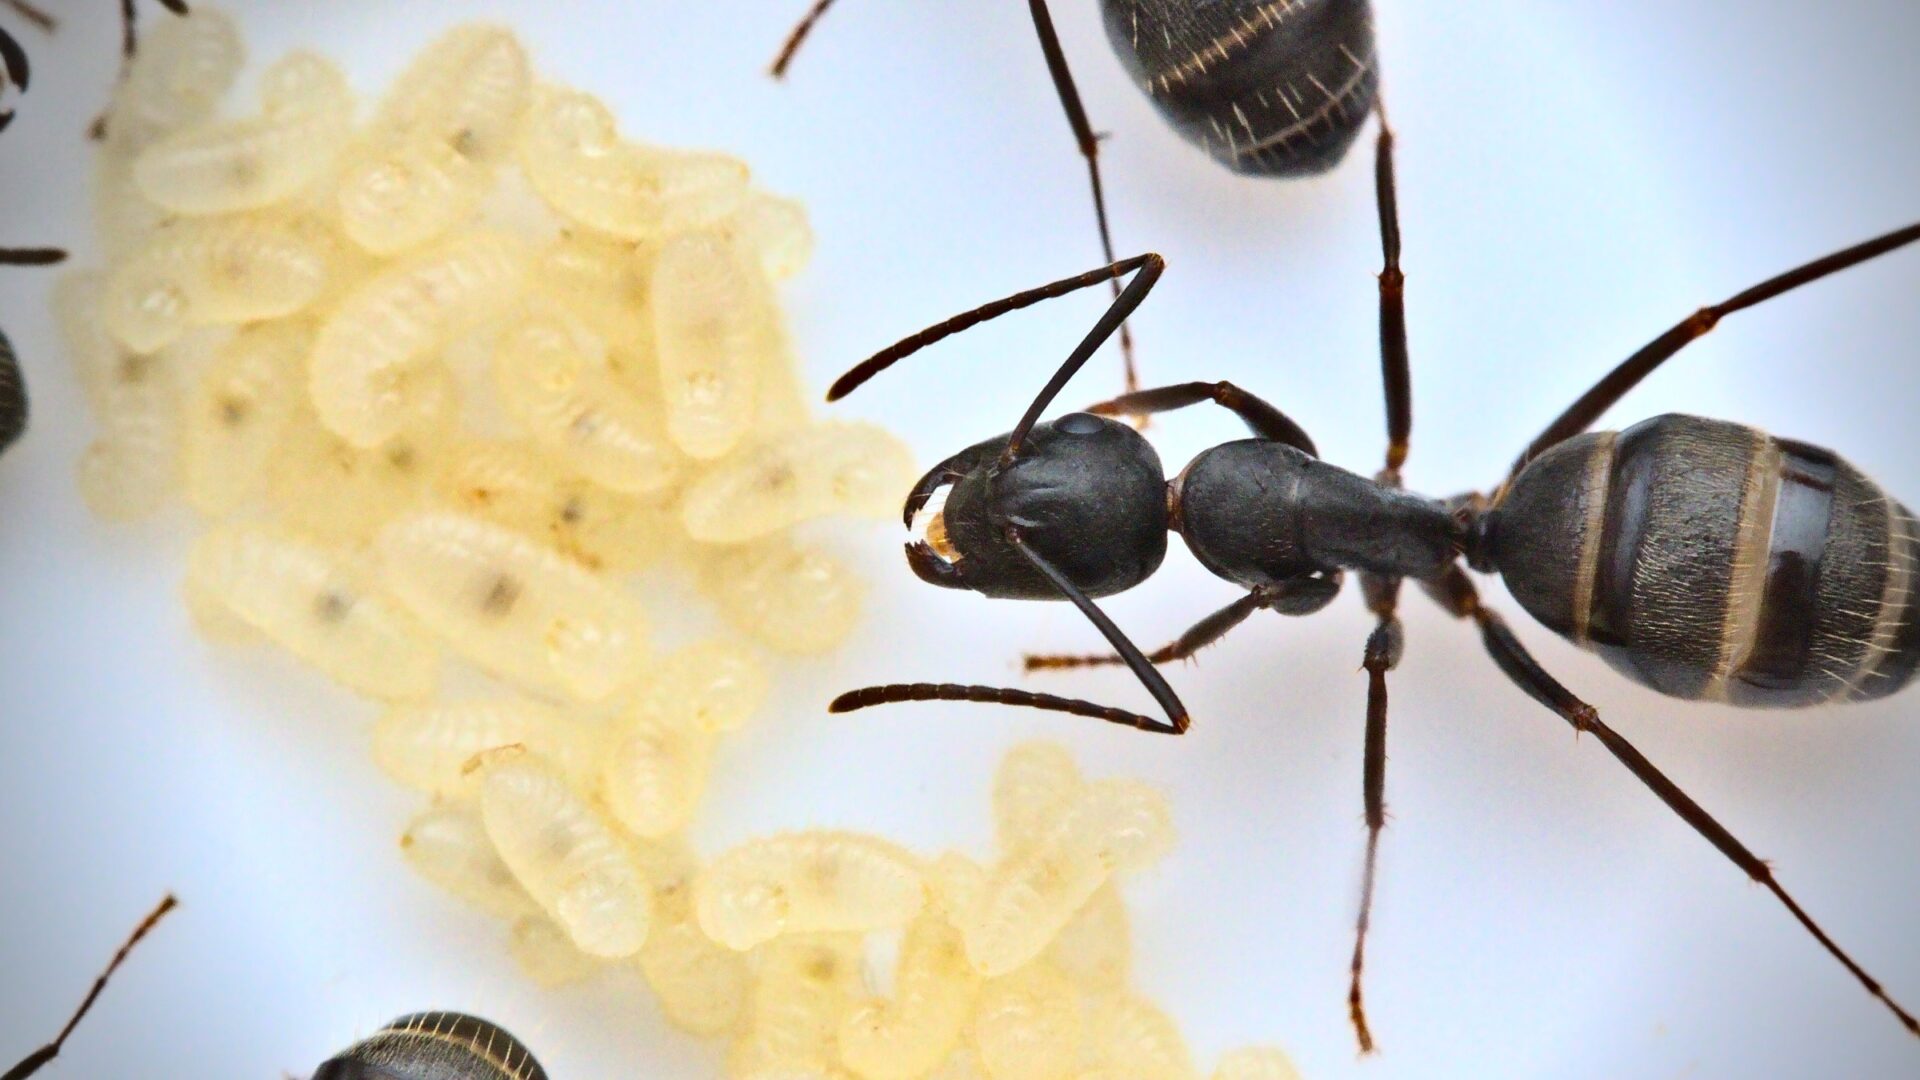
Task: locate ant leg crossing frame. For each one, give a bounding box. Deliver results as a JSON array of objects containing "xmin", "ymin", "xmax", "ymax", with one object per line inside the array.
[
  {"xmin": 4, "ymin": 894, "xmax": 178, "ymax": 1080},
  {"xmin": 1024, "ymin": 575, "xmax": 1342, "ymax": 671},
  {"xmin": 1507, "ymin": 220, "xmax": 1920, "ymax": 480},
  {"xmin": 768, "ymin": 0, "xmax": 837, "ymax": 78},
  {"xmin": 2, "ymin": 1, "xmax": 55, "ymax": 34},
  {"xmin": 1420, "ymin": 565, "xmax": 1920, "ymax": 1037},
  {"xmin": 0, "ymin": 248, "xmax": 66, "ymax": 266},
  {"xmin": 1083, "ymin": 380, "xmax": 1319, "ymax": 457}
]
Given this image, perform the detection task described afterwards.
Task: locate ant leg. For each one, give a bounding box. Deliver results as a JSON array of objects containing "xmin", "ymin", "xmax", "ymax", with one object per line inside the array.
[
  {"xmin": 1508, "ymin": 220, "xmax": 1920, "ymax": 481},
  {"xmin": 3, "ymin": 1, "xmax": 55, "ymax": 33},
  {"xmin": 1025, "ymin": 573, "xmax": 1342, "ymax": 670},
  {"xmin": 1421, "ymin": 564, "xmax": 1920, "ymax": 1039},
  {"xmin": 1373, "ymin": 102, "xmax": 1410, "ymax": 480},
  {"xmin": 4, "ymin": 895, "xmax": 178, "ymax": 1080},
  {"xmin": 768, "ymin": 0, "xmax": 839, "ymax": 76},
  {"xmin": 1084, "ymin": 380, "xmax": 1318, "ymax": 457},
  {"xmin": 0, "ymin": 248, "xmax": 66, "ymax": 265},
  {"xmin": 1348, "ymin": 574, "xmax": 1402, "ymax": 1055},
  {"xmin": 1026, "ymin": 0, "xmax": 1138, "ymax": 394}
]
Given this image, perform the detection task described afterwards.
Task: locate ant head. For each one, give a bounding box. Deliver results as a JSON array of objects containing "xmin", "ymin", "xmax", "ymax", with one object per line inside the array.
[{"xmin": 907, "ymin": 412, "xmax": 1168, "ymax": 600}]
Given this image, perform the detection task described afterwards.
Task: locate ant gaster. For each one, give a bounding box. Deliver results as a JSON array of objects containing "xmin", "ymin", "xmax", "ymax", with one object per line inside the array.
[{"xmin": 825, "ymin": 116, "xmax": 1920, "ymax": 1050}]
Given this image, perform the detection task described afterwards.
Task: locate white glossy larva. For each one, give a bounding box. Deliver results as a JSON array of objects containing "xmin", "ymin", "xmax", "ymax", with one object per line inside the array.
[
  {"xmin": 185, "ymin": 524, "xmax": 440, "ymax": 701},
  {"xmin": 724, "ymin": 192, "xmax": 814, "ymax": 282},
  {"xmin": 476, "ymin": 746, "xmax": 653, "ymax": 958},
  {"xmin": 600, "ymin": 706, "xmax": 715, "ymax": 839},
  {"xmin": 375, "ymin": 512, "xmax": 651, "ymax": 701},
  {"xmin": 1080, "ymin": 992, "xmax": 1196, "ymax": 1080},
  {"xmin": 925, "ymin": 1046, "xmax": 988, "ymax": 1080},
  {"xmin": 695, "ymin": 831, "xmax": 926, "ymax": 951},
  {"xmin": 1209, "ymin": 1049, "xmax": 1302, "ymax": 1080},
  {"xmin": 1071, "ymin": 778, "xmax": 1177, "ymax": 876},
  {"xmin": 925, "ymin": 851, "xmax": 988, "ymax": 924},
  {"xmin": 133, "ymin": 52, "xmax": 352, "ymax": 215},
  {"xmin": 1042, "ymin": 882, "xmax": 1130, "ymax": 994},
  {"xmin": 992, "ymin": 741, "xmax": 1083, "ymax": 859},
  {"xmin": 638, "ymin": 917, "xmax": 753, "ymax": 1038},
  {"xmin": 733, "ymin": 933, "xmax": 866, "ymax": 1071},
  {"xmin": 632, "ymin": 638, "xmax": 769, "ymax": 734},
  {"xmin": 374, "ymin": 24, "xmax": 530, "ymax": 167},
  {"xmin": 182, "ymin": 321, "xmax": 311, "ymax": 516},
  {"xmin": 106, "ymin": 8, "xmax": 245, "ymax": 149},
  {"xmin": 103, "ymin": 216, "xmax": 330, "ymax": 353},
  {"xmin": 310, "ymin": 233, "xmax": 527, "ymax": 447},
  {"xmin": 679, "ymin": 422, "xmax": 915, "ymax": 544},
  {"xmin": 838, "ymin": 911, "xmax": 980, "ymax": 1080},
  {"xmin": 509, "ymin": 914, "xmax": 606, "ymax": 988},
  {"xmin": 698, "ymin": 541, "xmax": 863, "ymax": 656},
  {"xmin": 535, "ymin": 233, "xmax": 653, "ymax": 348},
  {"xmin": 968, "ymin": 966, "xmax": 1082, "ymax": 1080},
  {"xmin": 398, "ymin": 803, "xmax": 539, "ymax": 921},
  {"xmin": 71, "ymin": 343, "xmax": 180, "ymax": 522},
  {"xmin": 651, "ymin": 229, "xmax": 780, "ymax": 459},
  {"xmin": 336, "ymin": 137, "xmax": 491, "ymax": 256},
  {"xmin": 268, "ymin": 410, "xmax": 445, "ymax": 545},
  {"xmin": 521, "ymin": 89, "xmax": 750, "ymax": 242},
  {"xmin": 495, "ymin": 314, "xmax": 682, "ymax": 495},
  {"xmin": 373, "ymin": 698, "xmax": 601, "ymax": 798},
  {"xmin": 430, "ymin": 439, "xmax": 677, "ymax": 573}
]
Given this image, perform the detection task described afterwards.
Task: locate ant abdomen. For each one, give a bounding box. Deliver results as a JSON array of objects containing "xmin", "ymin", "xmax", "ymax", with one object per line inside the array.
[
  {"xmin": 1101, "ymin": 0, "xmax": 1379, "ymax": 176},
  {"xmin": 311, "ymin": 1013, "xmax": 547, "ymax": 1080},
  {"xmin": 1489, "ymin": 413, "xmax": 1920, "ymax": 706}
]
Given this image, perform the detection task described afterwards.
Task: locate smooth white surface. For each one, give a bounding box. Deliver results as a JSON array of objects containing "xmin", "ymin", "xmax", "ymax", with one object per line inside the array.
[{"xmin": 1, "ymin": 2, "xmax": 1917, "ymax": 1077}]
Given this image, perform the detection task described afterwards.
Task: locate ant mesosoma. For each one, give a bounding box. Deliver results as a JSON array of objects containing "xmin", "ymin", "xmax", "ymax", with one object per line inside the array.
[
  {"xmin": 824, "ymin": 117, "xmax": 1920, "ymax": 1050},
  {"xmin": 771, "ymin": 1, "xmax": 1379, "ymax": 395}
]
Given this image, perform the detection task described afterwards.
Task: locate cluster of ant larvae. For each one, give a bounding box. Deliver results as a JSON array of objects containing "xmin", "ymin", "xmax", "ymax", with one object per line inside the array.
[{"xmin": 62, "ymin": 13, "xmax": 1303, "ymax": 1078}]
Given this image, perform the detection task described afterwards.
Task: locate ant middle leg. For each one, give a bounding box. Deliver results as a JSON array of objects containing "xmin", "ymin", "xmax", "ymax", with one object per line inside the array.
[{"xmin": 1084, "ymin": 380, "xmax": 1318, "ymax": 457}]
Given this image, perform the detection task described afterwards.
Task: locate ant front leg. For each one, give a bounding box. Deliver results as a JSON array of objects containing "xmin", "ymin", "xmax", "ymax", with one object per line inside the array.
[{"xmin": 1024, "ymin": 574, "xmax": 1340, "ymax": 671}]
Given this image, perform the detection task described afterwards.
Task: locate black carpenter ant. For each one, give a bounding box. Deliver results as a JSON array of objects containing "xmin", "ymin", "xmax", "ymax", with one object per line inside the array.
[
  {"xmin": 770, "ymin": 0, "xmax": 1380, "ymax": 394},
  {"xmin": 4, "ymin": 895, "xmax": 177, "ymax": 1080},
  {"xmin": 312, "ymin": 1013, "xmax": 548, "ymax": 1080},
  {"xmin": 0, "ymin": 247, "xmax": 67, "ymax": 458},
  {"xmin": 824, "ymin": 115, "xmax": 1920, "ymax": 1048}
]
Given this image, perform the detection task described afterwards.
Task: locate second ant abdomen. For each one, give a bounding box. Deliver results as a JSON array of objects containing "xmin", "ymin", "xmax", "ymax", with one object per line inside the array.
[
  {"xmin": 1488, "ymin": 413, "xmax": 1920, "ymax": 706},
  {"xmin": 1102, "ymin": 0, "xmax": 1379, "ymax": 176}
]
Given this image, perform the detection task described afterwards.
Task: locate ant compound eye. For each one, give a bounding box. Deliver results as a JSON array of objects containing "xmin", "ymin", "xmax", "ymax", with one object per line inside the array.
[{"xmin": 1054, "ymin": 411, "xmax": 1106, "ymax": 436}]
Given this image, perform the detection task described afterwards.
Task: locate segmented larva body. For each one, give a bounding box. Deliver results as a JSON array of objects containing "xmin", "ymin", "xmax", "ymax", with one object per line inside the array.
[
  {"xmin": 337, "ymin": 138, "xmax": 490, "ymax": 256},
  {"xmin": 992, "ymin": 741, "xmax": 1083, "ymax": 858},
  {"xmin": 633, "ymin": 639, "xmax": 769, "ymax": 734},
  {"xmin": 310, "ymin": 233, "xmax": 527, "ymax": 447},
  {"xmin": 133, "ymin": 52, "xmax": 353, "ymax": 215},
  {"xmin": 535, "ymin": 233, "xmax": 654, "ymax": 349},
  {"xmin": 186, "ymin": 524, "xmax": 441, "ymax": 700},
  {"xmin": 521, "ymin": 89, "xmax": 750, "ymax": 242},
  {"xmin": 1043, "ymin": 882, "xmax": 1131, "ymax": 994},
  {"xmin": 374, "ymin": 24, "xmax": 531, "ymax": 168},
  {"xmin": 731, "ymin": 933, "xmax": 866, "ymax": 1073},
  {"xmin": 698, "ymin": 541, "xmax": 863, "ymax": 655},
  {"xmin": 925, "ymin": 1047, "xmax": 987, "ymax": 1080},
  {"xmin": 838, "ymin": 912, "xmax": 980, "ymax": 1080},
  {"xmin": 959, "ymin": 781, "xmax": 1174, "ymax": 976},
  {"xmin": 182, "ymin": 321, "xmax": 311, "ymax": 516},
  {"xmin": 600, "ymin": 706, "xmax": 715, "ymax": 839},
  {"xmin": 724, "ymin": 192, "xmax": 814, "ymax": 282},
  {"xmin": 60, "ymin": 275, "xmax": 182, "ymax": 520},
  {"xmin": 476, "ymin": 747, "xmax": 653, "ymax": 958},
  {"xmin": 968, "ymin": 965, "xmax": 1083, "ymax": 1080},
  {"xmin": 651, "ymin": 229, "xmax": 782, "ymax": 459},
  {"xmin": 638, "ymin": 916, "xmax": 754, "ymax": 1037},
  {"xmin": 1080, "ymin": 993, "xmax": 1196, "ymax": 1080},
  {"xmin": 509, "ymin": 914, "xmax": 606, "ymax": 988},
  {"xmin": 431, "ymin": 439, "xmax": 676, "ymax": 573},
  {"xmin": 399, "ymin": 803, "xmax": 540, "ymax": 921},
  {"xmin": 375, "ymin": 512, "xmax": 651, "ymax": 700},
  {"xmin": 269, "ymin": 410, "xmax": 446, "ymax": 545},
  {"xmin": 695, "ymin": 831, "xmax": 927, "ymax": 951},
  {"xmin": 1211, "ymin": 1048, "xmax": 1303, "ymax": 1080},
  {"xmin": 496, "ymin": 314, "xmax": 683, "ymax": 495},
  {"xmin": 926, "ymin": 851, "xmax": 988, "ymax": 923},
  {"xmin": 103, "ymin": 215, "xmax": 331, "ymax": 353},
  {"xmin": 681, "ymin": 422, "xmax": 916, "ymax": 543},
  {"xmin": 104, "ymin": 7, "xmax": 245, "ymax": 151},
  {"xmin": 373, "ymin": 698, "xmax": 602, "ymax": 799}
]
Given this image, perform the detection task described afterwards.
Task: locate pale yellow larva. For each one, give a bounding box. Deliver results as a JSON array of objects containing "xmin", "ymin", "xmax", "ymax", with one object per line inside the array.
[
  {"xmin": 968, "ymin": 966, "xmax": 1082, "ymax": 1080},
  {"xmin": 838, "ymin": 911, "xmax": 980, "ymax": 1080},
  {"xmin": 372, "ymin": 698, "xmax": 602, "ymax": 799},
  {"xmin": 133, "ymin": 52, "xmax": 352, "ymax": 215},
  {"xmin": 534, "ymin": 233, "xmax": 654, "ymax": 349},
  {"xmin": 599, "ymin": 705, "xmax": 715, "ymax": 839},
  {"xmin": 103, "ymin": 7, "xmax": 245, "ymax": 152},
  {"xmin": 631, "ymin": 638, "xmax": 769, "ymax": 735},
  {"xmin": 185, "ymin": 524, "xmax": 440, "ymax": 701},
  {"xmin": 638, "ymin": 917, "xmax": 753, "ymax": 1038},
  {"xmin": 694, "ymin": 831, "xmax": 926, "ymax": 951},
  {"xmin": 182, "ymin": 321, "xmax": 311, "ymax": 516},
  {"xmin": 650, "ymin": 229, "xmax": 779, "ymax": 459},
  {"xmin": 61, "ymin": 276, "xmax": 181, "ymax": 520},
  {"xmin": 992, "ymin": 741, "xmax": 1083, "ymax": 859},
  {"xmin": 103, "ymin": 216, "xmax": 331, "ymax": 353},
  {"xmin": 697, "ymin": 541, "xmax": 863, "ymax": 656},
  {"xmin": 925, "ymin": 851, "xmax": 988, "ymax": 924},
  {"xmin": 430, "ymin": 439, "xmax": 678, "ymax": 573},
  {"xmin": 374, "ymin": 511, "xmax": 651, "ymax": 701},
  {"xmin": 398, "ymin": 803, "xmax": 539, "ymax": 921},
  {"xmin": 1042, "ymin": 881, "xmax": 1131, "ymax": 994},
  {"xmin": 268, "ymin": 409, "xmax": 447, "ymax": 545},
  {"xmin": 494, "ymin": 314, "xmax": 682, "ymax": 495},
  {"xmin": 509, "ymin": 914, "xmax": 607, "ymax": 988},
  {"xmin": 723, "ymin": 191, "xmax": 814, "ymax": 282},
  {"xmin": 1080, "ymin": 992, "xmax": 1197, "ymax": 1080},
  {"xmin": 335, "ymin": 137, "xmax": 491, "ymax": 257},
  {"xmin": 1209, "ymin": 1049, "xmax": 1302, "ymax": 1080},
  {"xmin": 679, "ymin": 422, "xmax": 915, "ymax": 544},
  {"xmin": 475, "ymin": 747, "xmax": 653, "ymax": 958},
  {"xmin": 309, "ymin": 233, "xmax": 527, "ymax": 447},
  {"xmin": 731, "ymin": 933, "xmax": 866, "ymax": 1072},
  {"xmin": 520, "ymin": 89, "xmax": 750, "ymax": 242},
  {"xmin": 372, "ymin": 24, "xmax": 531, "ymax": 167},
  {"xmin": 925, "ymin": 1046, "xmax": 988, "ymax": 1080}
]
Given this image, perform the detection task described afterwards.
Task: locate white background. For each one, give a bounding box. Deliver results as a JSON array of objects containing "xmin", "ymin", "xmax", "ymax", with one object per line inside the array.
[{"xmin": 2, "ymin": 2, "xmax": 1918, "ymax": 1077}]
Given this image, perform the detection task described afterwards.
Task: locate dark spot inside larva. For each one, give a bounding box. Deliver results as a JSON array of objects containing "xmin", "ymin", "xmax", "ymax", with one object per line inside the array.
[
  {"xmin": 386, "ymin": 443, "xmax": 417, "ymax": 472},
  {"xmin": 218, "ymin": 396, "xmax": 251, "ymax": 426},
  {"xmin": 481, "ymin": 572, "xmax": 522, "ymax": 616},
  {"xmin": 805, "ymin": 954, "xmax": 839, "ymax": 982},
  {"xmin": 559, "ymin": 496, "xmax": 586, "ymax": 524},
  {"xmin": 314, "ymin": 589, "xmax": 355, "ymax": 623},
  {"xmin": 117, "ymin": 353, "xmax": 153, "ymax": 385},
  {"xmin": 451, "ymin": 127, "xmax": 480, "ymax": 159},
  {"xmin": 228, "ymin": 155, "xmax": 258, "ymax": 187}
]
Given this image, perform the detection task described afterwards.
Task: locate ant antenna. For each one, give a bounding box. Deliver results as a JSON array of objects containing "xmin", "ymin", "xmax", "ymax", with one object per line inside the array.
[
  {"xmin": 1, "ymin": 2, "xmax": 55, "ymax": 34},
  {"xmin": 0, "ymin": 248, "xmax": 66, "ymax": 265},
  {"xmin": 4, "ymin": 894, "xmax": 179, "ymax": 1080},
  {"xmin": 770, "ymin": 0, "xmax": 840, "ymax": 79}
]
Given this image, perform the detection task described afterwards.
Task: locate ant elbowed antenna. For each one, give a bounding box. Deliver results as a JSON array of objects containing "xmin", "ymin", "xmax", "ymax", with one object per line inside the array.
[
  {"xmin": 3, "ymin": 895, "xmax": 177, "ymax": 1080},
  {"xmin": 824, "ymin": 106, "xmax": 1920, "ymax": 1050},
  {"xmin": 769, "ymin": 1, "xmax": 1381, "ymax": 398}
]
